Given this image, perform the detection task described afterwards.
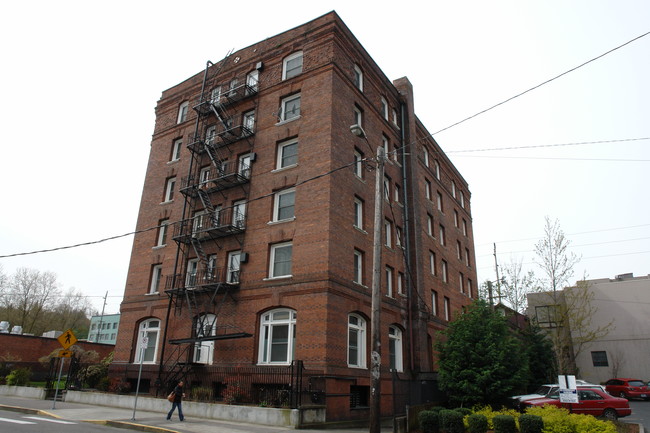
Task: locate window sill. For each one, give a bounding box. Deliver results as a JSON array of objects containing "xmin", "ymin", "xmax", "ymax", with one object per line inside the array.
[
  {"xmin": 353, "ymin": 226, "xmax": 367, "ymax": 235},
  {"xmin": 160, "ymin": 199, "xmax": 174, "ymax": 205},
  {"xmin": 152, "ymin": 245, "xmax": 166, "ymax": 250},
  {"xmin": 145, "ymin": 292, "xmax": 159, "ymax": 296},
  {"xmin": 272, "ymin": 164, "xmax": 298, "ymax": 174},
  {"xmin": 167, "ymin": 159, "xmax": 180, "ymax": 165},
  {"xmin": 268, "ymin": 217, "xmax": 296, "ymax": 226},
  {"xmin": 275, "ymin": 116, "xmax": 301, "ymax": 126},
  {"xmin": 263, "ymin": 275, "xmax": 292, "ymax": 281},
  {"xmin": 347, "ymin": 365, "xmax": 368, "ymax": 370}
]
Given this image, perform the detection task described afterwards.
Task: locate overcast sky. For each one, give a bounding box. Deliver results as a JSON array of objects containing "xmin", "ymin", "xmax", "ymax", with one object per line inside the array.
[{"xmin": 1, "ymin": 0, "xmax": 648, "ymax": 315}]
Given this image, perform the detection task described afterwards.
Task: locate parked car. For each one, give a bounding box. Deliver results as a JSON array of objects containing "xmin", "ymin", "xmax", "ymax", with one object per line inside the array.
[
  {"xmin": 521, "ymin": 388, "xmax": 631, "ymax": 420},
  {"xmin": 511, "ymin": 382, "xmax": 606, "ymax": 408},
  {"xmin": 605, "ymin": 378, "xmax": 650, "ymax": 400}
]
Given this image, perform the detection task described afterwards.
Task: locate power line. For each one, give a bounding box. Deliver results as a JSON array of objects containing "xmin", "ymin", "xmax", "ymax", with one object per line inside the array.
[
  {"xmin": 446, "ymin": 137, "xmax": 650, "ymax": 154},
  {"xmin": 430, "ymin": 30, "xmax": 650, "ymax": 136}
]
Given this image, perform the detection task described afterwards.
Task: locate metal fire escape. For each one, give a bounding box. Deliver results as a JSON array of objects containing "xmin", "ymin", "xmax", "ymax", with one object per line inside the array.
[{"xmin": 161, "ymin": 57, "xmax": 261, "ymax": 387}]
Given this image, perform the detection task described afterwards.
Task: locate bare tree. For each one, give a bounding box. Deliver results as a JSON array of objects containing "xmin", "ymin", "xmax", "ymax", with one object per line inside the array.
[
  {"xmin": 44, "ymin": 287, "xmax": 94, "ymax": 337},
  {"xmin": 500, "ymin": 257, "xmax": 539, "ymax": 313},
  {"xmin": 532, "ymin": 217, "xmax": 612, "ymax": 375},
  {"xmin": 1, "ymin": 267, "xmax": 62, "ymax": 334}
]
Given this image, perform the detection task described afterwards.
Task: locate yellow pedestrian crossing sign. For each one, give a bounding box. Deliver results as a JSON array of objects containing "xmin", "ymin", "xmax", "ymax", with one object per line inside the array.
[{"xmin": 58, "ymin": 329, "xmax": 77, "ymax": 349}]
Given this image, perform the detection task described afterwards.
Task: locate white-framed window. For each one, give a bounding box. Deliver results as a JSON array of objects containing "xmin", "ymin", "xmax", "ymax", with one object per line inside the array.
[
  {"xmin": 177, "ymin": 101, "xmax": 189, "ymax": 124},
  {"xmin": 206, "ymin": 125, "xmax": 216, "ymax": 145},
  {"xmin": 353, "ymin": 249, "xmax": 363, "ymax": 284},
  {"xmin": 467, "ymin": 279, "xmax": 473, "ymax": 298},
  {"xmin": 381, "ymin": 97, "xmax": 388, "ymax": 120},
  {"xmin": 451, "ymin": 180, "xmax": 457, "ymax": 198},
  {"xmin": 194, "ymin": 313, "xmax": 216, "ymax": 364},
  {"xmin": 434, "ymin": 160, "xmax": 440, "ymax": 180},
  {"xmin": 425, "ymin": 179, "xmax": 432, "ymax": 200},
  {"xmin": 354, "ymin": 197, "xmax": 363, "ymax": 229},
  {"xmin": 270, "ymin": 242, "xmax": 292, "ymax": 278},
  {"xmin": 242, "ymin": 110, "xmax": 255, "ymax": 135},
  {"xmin": 354, "ymin": 106, "xmax": 363, "ymax": 129},
  {"xmin": 277, "ymin": 138, "xmax": 298, "ymax": 169},
  {"xmin": 454, "ymin": 210, "xmax": 459, "ymax": 227},
  {"xmin": 273, "ymin": 188, "xmax": 295, "ymax": 222},
  {"xmin": 259, "ymin": 309, "xmax": 297, "ymax": 364},
  {"xmin": 394, "ymin": 184, "xmax": 401, "ymax": 204},
  {"xmin": 135, "ymin": 318, "xmax": 160, "ymax": 364},
  {"xmin": 465, "ymin": 248, "xmax": 471, "ymax": 267},
  {"xmin": 199, "ymin": 166, "xmax": 211, "ymax": 187},
  {"xmin": 385, "ymin": 266, "xmax": 394, "ymax": 297},
  {"xmin": 383, "ymin": 176, "xmax": 391, "ymax": 201},
  {"xmin": 444, "ymin": 297, "xmax": 450, "ymax": 321},
  {"xmin": 228, "ymin": 78, "xmax": 238, "ymax": 97},
  {"xmin": 282, "ymin": 51, "xmax": 303, "ymax": 80},
  {"xmin": 280, "ymin": 94, "xmax": 301, "ymax": 122},
  {"xmin": 462, "ymin": 219, "xmax": 468, "ymax": 236},
  {"xmin": 164, "ymin": 177, "xmax": 176, "ymax": 202},
  {"xmin": 149, "ymin": 265, "xmax": 162, "ymax": 294},
  {"xmin": 246, "ymin": 70, "xmax": 259, "ymax": 93},
  {"xmin": 238, "ymin": 153, "xmax": 252, "ymax": 178},
  {"xmin": 186, "ymin": 258, "xmax": 199, "ymax": 287},
  {"xmin": 437, "ymin": 191, "xmax": 443, "ymax": 212},
  {"xmin": 427, "ymin": 214, "xmax": 433, "ymax": 236},
  {"xmin": 423, "ymin": 147, "xmax": 429, "ymax": 167},
  {"xmin": 441, "ymin": 260, "xmax": 448, "ymax": 283},
  {"xmin": 382, "ymin": 135, "xmax": 389, "ymax": 157},
  {"xmin": 429, "ymin": 251, "xmax": 436, "ymax": 275},
  {"xmin": 210, "ymin": 86, "xmax": 222, "ymax": 104},
  {"xmin": 460, "ymin": 191, "xmax": 465, "ymax": 209},
  {"xmin": 432, "ymin": 290, "xmax": 438, "ymax": 316},
  {"xmin": 353, "ymin": 64, "xmax": 363, "ymax": 91},
  {"xmin": 396, "ymin": 226, "xmax": 402, "ymax": 247},
  {"xmin": 392, "ymin": 108, "xmax": 399, "ymax": 127},
  {"xmin": 456, "ymin": 241, "xmax": 462, "ymax": 260},
  {"xmin": 233, "ymin": 200, "xmax": 246, "ymax": 228},
  {"xmin": 156, "ymin": 219, "xmax": 169, "ymax": 247},
  {"xmin": 207, "ymin": 254, "xmax": 217, "ymax": 279},
  {"xmin": 439, "ymin": 225, "xmax": 446, "ymax": 246},
  {"xmin": 227, "ymin": 250, "xmax": 241, "ymax": 283},
  {"xmin": 192, "ymin": 210, "xmax": 207, "ymax": 234},
  {"xmin": 388, "ymin": 326, "xmax": 403, "ymax": 372},
  {"xmin": 348, "ymin": 314, "xmax": 366, "ymax": 368},
  {"xmin": 384, "ymin": 219, "xmax": 392, "ymax": 248},
  {"xmin": 354, "ymin": 149, "xmax": 364, "ymax": 179},
  {"xmin": 459, "ymin": 273, "xmax": 465, "ymax": 294},
  {"xmin": 171, "ymin": 138, "xmax": 182, "ymax": 161},
  {"xmin": 397, "ymin": 272, "xmax": 405, "ymax": 295}
]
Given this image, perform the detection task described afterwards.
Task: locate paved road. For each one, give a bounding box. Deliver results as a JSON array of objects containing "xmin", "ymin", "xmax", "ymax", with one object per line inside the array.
[
  {"xmin": 627, "ymin": 400, "xmax": 650, "ymax": 431},
  {"xmin": 0, "ymin": 408, "xmax": 117, "ymax": 433}
]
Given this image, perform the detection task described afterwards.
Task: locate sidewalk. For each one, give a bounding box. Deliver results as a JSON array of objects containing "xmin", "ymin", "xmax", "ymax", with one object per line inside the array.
[{"xmin": 0, "ymin": 395, "xmax": 393, "ymax": 433}]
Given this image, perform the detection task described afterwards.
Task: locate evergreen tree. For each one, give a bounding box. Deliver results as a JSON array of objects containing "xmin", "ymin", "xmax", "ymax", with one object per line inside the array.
[{"xmin": 436, "ymin": 299, "xmax": 527, "ymax": 407}]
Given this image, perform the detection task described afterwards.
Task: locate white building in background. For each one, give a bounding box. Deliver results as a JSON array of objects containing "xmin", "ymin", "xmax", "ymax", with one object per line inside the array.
[
  {"xmin": 88, "ymin": 313, "xmax": 120, "ymax": 345},
  {"xmin": 528, "ymin": 273, "xmax": 650, "ymax": 384}
]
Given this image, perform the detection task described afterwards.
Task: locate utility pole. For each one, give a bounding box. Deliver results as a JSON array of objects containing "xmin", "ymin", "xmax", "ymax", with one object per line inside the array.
[
  {"xmin": 493, "ymin": 243, "xmax": 501, "ymax": 304},
  {"xmin": 95, "ymin": 291, "xmax": 108, "ymax": 342},
  {"xmin": 369, "ymin": 145, "xmax": 385, "ymax": 433}
]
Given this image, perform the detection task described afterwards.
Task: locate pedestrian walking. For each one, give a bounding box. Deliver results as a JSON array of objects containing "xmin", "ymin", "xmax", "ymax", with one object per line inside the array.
[{"xmin": 166, "ymin": 380, "xmax": 185, "ymax": 421}]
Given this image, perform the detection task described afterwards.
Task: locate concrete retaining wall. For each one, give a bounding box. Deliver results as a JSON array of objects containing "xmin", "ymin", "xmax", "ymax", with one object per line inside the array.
[
  {"xmin": 65, "ymin": 390, "xmax": 324, "ymax": 427},
  {"xmin": 0, "ymin": 385, "xmax": 46, "ymax": 399}
]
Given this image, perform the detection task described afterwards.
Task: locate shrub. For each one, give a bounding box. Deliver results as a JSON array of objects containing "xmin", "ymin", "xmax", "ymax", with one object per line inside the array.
[
  {"xmin": 470, "ymin": 406, "xmax": 521, "ymax": 430},
  {"xmin": 493, "ymin": 415, "xmax": 517, "ymax": 433},
  {"xmin": 6, "ymin": 367, "xmax": 31, "ymax": 386},
  {"xmin": 190, "ymin": 386, "xmax": 214, "ymax": 402},
  {"xmin": 467, "ymin": 413, "xmax": 489, "ymax": 433},
  {"xmin": 455, "ymin": 407, "xmax": 472, "ymax": 416},
  {"xmin": 525, "ymin": 405, "xmax": 616, "ymax": 433},
  {"xmin": 440, "ymin": 409, "xmax": 465, "ymax": 433},
  {"xmin": 519, "ymin": 414, "xmax": 543, "ymax": 433},
  {"xmin": 96, "ymin": 376, "xmax": 110, "ymax": 391},
  {"xmin": 418, "ymin": 410, "xmax": 439, "ymax": 433}
]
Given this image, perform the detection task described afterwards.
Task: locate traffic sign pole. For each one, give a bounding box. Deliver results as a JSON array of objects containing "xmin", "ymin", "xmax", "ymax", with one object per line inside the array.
[{"xmin": 51, "ymin": 357, "xmax": 65, "ymax": 410}]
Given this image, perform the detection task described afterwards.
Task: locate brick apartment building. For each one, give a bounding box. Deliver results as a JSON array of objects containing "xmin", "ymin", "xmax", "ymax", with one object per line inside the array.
[{"xmin": 113, "ymin": 11, "xmax": 477, "ymax": 422}]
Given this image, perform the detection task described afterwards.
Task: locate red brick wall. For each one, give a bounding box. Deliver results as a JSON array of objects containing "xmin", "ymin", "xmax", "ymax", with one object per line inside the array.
[{"xmin": 0, "ymin": 333, "xmax": 114, "ymax": 362}]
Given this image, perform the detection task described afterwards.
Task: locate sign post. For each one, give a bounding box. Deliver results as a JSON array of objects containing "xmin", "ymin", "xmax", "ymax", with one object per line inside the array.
[
  {"xmin": 52, "ymin": 329, "xmax": 77, "ymax": 409},
  {"xmin": 131, "ymin": 335, "xmax": 147, "ymax": 421}
]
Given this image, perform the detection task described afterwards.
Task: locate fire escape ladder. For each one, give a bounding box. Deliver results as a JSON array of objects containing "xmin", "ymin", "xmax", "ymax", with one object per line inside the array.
[
  {"xmin": 196, "ymin": 188, "xmax": 215, "ymax": 214},
  {"xmin": 190, "ymin": 236, "xmax": 208, "ymax": 264},
  {"xmin": 162, "ymin": 344, "xmax": 193, "ymax": 389}
]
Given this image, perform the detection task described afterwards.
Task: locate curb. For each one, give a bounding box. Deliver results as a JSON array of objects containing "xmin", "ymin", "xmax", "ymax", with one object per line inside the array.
[{"xmin": 85, "ymin": 420, "xmax": 180, "ymax": 433}]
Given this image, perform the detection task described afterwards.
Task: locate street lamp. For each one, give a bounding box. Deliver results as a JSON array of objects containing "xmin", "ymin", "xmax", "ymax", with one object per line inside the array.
[{"xmin": 350, "ymin": 124, "xmax": 385, "ymax": 433}]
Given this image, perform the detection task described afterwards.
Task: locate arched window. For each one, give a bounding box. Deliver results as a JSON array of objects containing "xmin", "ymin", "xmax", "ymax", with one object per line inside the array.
[
  {"xmin": 135, "ymin": 318, "xmax": 160, "ymax": 364},
  {"xmin": 348, "ymin": 314, "xmax": 366, "ymax": 368},
  {"xmin": 258, "ymin": 309, "xmax": 296, "ymax": 364},
  {"xmin": 388, "ymin": 325, "xmax": 403, "ymax": 372}
]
